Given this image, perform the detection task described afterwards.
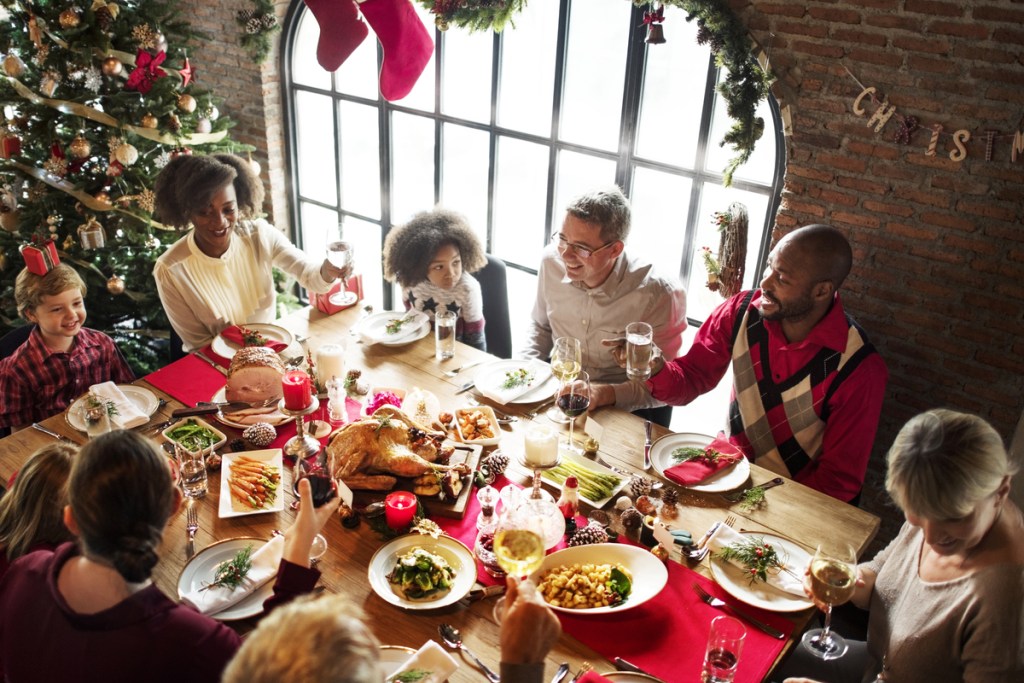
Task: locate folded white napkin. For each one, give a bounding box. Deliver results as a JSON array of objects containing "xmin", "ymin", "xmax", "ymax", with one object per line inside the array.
[
  {"xmin": 89, "ymin": 381, "xmax": 148, "ymax": 429},
  {"xmin": 386, "ymin": 640, "xmax": 459, "ymax": 683},
  {"xmin": 359, "ymin": 310, "xmax": 429, "ymax": 345},
  {"xmin": 478, "ymin": 360, "xmax": 552, "ymax": 404},
  {"xmin": 181, "ymin": 535, "xmax": 283, "ymax": 616},
  {"xmin": 708, "ymin": 525, "xmax": 805, "ymax": 597}
]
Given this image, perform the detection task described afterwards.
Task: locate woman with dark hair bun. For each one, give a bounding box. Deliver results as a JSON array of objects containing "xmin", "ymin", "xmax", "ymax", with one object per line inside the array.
[
  {"xmin": 0, "ymin": 430, "xmax": 337, "ymax": 682},
  {"xmin": 153, "ymin": 153, "xmax": 351, "ymax": 352}
]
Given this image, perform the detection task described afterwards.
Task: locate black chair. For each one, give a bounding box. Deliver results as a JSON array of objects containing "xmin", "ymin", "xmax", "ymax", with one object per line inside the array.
[
  {"xmin": 0, "ymin": 324, "xmax": 34, "ymax": 438},
  {"xmin": 476, "ymin": 254, "xmax": 512, "ymax": 359}
]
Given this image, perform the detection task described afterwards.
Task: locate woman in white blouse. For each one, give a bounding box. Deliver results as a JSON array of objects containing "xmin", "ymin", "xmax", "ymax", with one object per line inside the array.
[{"xmin": 153, "ymin": 154, "xmax": 348, "ymax": 352}]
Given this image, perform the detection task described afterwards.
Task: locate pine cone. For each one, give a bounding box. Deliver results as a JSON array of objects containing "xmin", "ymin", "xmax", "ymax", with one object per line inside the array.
[
  {"xmin": 243, "ymin": 422, "xmax": 276, "ymax": 448},
  {"xmin": 629, "ymin": 475, "xmax": 653, "ymax": 498},
  {"xmin": 482, "ymin": 451, "xmax": 509, "ymax": 477},
  {"xmin": 568, "ymin": 522, "xmax": 609, "ymax": 547},
  {"xmin": 246, "ymin": 17, "xmax": 262, "ymax": 34},
  {"xmin": 619, "ymin": 507, "xmax": 643, "ymax": 530},
  {"xmin": 96, "ymin": 8, "xmax": 113, "ymax": 31},
  {"xmin": 237, "ymin": 9, "xmax": 256, "ymax": 22},
  {"xmin": 661, "ymin": 487, "xmax": 679, "ymax": 507}
]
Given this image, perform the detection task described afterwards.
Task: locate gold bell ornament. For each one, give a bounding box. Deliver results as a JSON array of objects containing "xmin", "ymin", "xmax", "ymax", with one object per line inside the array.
[{"xmin": 644, "ymin": 4, "xmax": 666, "ymax": 45}]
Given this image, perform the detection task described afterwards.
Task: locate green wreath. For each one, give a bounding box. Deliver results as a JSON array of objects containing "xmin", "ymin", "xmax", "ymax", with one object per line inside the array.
[{"xmin": 417, "ymin": 0, "xmax": 773, "ymax": 186}]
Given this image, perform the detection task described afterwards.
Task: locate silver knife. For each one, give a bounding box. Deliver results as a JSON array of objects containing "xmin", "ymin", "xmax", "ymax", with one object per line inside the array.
[
  {"xmin": 550, "ymin": 662, "xmax": 570, "ymax": 683},
  {"xmin": 190, "ymin": 351, "xmax": 227, "ymax": 375},
  {"xmin": 614, "ymin": 657, "xmax": 666, "ymax": 682},
  {"xmin": 455, "ymin": 379, "xmax": 475, "ymax": 394},
  {"xmin": 31, "ymin": 423, "xmax": 80, "ymax": 444},
  {"xmin": 643, "ymin": 419, "xmax": 653, "ymax": 470}
]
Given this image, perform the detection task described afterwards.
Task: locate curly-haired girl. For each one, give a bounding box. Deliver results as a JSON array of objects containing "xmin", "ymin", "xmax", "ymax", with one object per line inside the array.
[{"xmin": 383, "ymin": 208, "xmax": 488, "ymax": 351}]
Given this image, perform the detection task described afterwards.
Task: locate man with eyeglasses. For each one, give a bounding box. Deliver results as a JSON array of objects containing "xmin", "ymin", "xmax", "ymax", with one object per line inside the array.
[{"xmin": 523, "ymin": 186, "xmax": 687, "ymax": 427}]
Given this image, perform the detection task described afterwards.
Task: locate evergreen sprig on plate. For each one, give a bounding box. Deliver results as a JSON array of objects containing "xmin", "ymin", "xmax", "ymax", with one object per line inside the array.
[
  {"xmin": 670, "ymin": 445, "xmax": 726, "ymax": 466},
  {"xmin": 202, "ymin": 544, "xmax": 254, "ymax": 592},
  {"xmin": 501, "ymin": 368, "xmax": 533, "ymax": 390},
  {"xmin": 717, "ymin": 536, "xmax": 784, "ymax": 584}
]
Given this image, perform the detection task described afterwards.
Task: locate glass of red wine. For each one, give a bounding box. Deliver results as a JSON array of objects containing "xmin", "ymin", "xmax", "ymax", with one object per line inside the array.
[{"xmin": 556, "ymin": 370, "xmax": 590, "ymax": 454}]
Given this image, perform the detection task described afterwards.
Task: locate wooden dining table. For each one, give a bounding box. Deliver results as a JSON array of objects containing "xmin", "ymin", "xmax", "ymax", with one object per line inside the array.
[{"xmin": 0, "ymin": 304, "xmax": 879, "ymax": 682}]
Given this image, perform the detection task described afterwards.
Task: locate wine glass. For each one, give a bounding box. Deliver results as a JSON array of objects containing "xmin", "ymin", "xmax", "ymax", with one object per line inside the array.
[
  {"xmin": 557, "ymin": 371, "xmax": 591, "ymax": 454},
  {"xmin": 547, "ymin": 337, "xmax": 581, "ymax": 423},
  {"xmin": 327, "ymin": 239, "xmax": 357, "ymax": 306},
  {"xmin": 802, "ymin": 542, "xmax": 858, "ymax": 660},
  {"xmin": 491, "ymin": 499, "xmax": 547, "ymax": 623}
]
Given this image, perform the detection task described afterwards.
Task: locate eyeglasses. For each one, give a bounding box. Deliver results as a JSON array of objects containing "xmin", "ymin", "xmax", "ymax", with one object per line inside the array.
[{"xmin": 551, "ymin": 233, "xmax": 617, "ymax": 260}]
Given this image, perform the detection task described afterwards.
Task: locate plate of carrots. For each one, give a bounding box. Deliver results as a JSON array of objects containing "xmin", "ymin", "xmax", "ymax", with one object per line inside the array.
[{"xmin": 218, "ymin": 449, "xmax": 284, "ymax": 518}]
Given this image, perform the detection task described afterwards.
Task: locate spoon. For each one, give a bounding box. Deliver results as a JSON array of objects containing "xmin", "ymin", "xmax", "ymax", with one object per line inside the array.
[{"xmin": 438, "ymin": 623, "xmax": 500, "ymax": 683}]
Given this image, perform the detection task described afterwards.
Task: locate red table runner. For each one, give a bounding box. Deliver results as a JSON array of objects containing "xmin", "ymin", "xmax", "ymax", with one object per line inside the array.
[{"xmin": 436, "ymin": 485, "xmax": 794, "ymax": 683}]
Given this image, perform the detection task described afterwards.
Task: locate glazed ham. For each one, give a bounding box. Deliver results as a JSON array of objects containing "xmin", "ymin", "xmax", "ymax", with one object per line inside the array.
[{"xmin": 224, "ymin": 347, "xmax": 285, "ymax": 405}]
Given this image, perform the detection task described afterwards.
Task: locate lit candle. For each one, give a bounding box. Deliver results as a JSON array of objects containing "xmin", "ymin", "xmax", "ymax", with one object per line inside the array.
[
  {"xmin": 316, "ymin": 343, "xmax": 345, "ymax": 383},
  {"xmin": 384, "ymin": 491, "xmax": 417, "ymax": 530},
  {"xmin": 523, "ymin": 423, "xmax": 559, "ymax": 468},
  {"xmin": 282, "ymin": 370, "xmax": 312, "ymax": 410}
]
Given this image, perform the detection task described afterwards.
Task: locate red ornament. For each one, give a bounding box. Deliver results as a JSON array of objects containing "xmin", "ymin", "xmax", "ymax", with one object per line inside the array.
[
  {"xmin": 125, "ymin": 49, "xmax": 167, "ymax": 94},
  {"xmin": 20, "ymin": 238, "xmax": 60, "ymax": 275},
  {"xmin": 0, "ymin": 133, "xmax": 20, "ymax": 159},
  {"xmin": 179, "ymin": 56, "xmax": 194, "ymax": 88}
]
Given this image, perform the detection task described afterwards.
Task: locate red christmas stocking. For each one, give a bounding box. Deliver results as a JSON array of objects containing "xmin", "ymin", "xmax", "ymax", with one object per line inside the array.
[
  {"xmin": 359, "ymin": 0, "xmax": 433, "ymax": 101},
  {"xmin": 303, "ymin": 0, "xmax": 369, "ymax": 72}
]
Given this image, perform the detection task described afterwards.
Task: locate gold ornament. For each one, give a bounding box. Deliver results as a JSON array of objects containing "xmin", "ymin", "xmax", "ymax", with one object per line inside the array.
[
  {"xmin": 69, "ymin": 135, "xmax": 92, "ymax": 160},
  {"xmin": 195, "ymin": 118, "xmax": 212, "ymax": 134},
  {"xmin": 114, "ymin": 143, "xmax": 139, "ymax": 166},
  {"xmin": 3, "ymin": 54, "xmax": 25, "ymax": 78},
  {"xmin": 93, "ymin": 190, "xmax": 111, "ymax": 206},
  {"xmin": 106, "ymin": 275, "xmax": 126, "ymax": 295},
  {"xmin": 177, "ymin": 94, "xmax": 197, "ymax": 113},
  {"xmin": 166, "ymin": 113, "xmax": 181, "ymax": 132},
  {"xmin": 0, "ymin": 208, "xmax": 18, "ymax": 233},
  {"xmin": 651, "ymin": 543, "xmax": 670, "ymax": 563},
  {"xmin": 141, "ymin": 113, "xmax": 158, "ymax": 129},
  {"xmin": 207, "ymin": 106, "xmax": 220, "ymax": 121},
  {"xmin": 63, "ymin": 234, "xmax": 75, "ymax": 250},
  {"xmin": 40, "ymin": 72, "xmax": 59, "ymax": 98},
  {"xmin": 131, "ymin": 23, "xmax": 157, "ymax": 51},
  {"xmin": 59, "ymin": 9, "xmax": 82, "ymax": 29},
  {"xmin": 101, "ymin": 56, "xmax": 123, "ymax": 76}
]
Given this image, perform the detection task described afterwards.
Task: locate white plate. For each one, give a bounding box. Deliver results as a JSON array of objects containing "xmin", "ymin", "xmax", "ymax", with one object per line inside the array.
[
  {"xmin": 211, "ymin": 323, "xmax": 294, "ymax": 360},
  {"xmin": 65, "ymin": 385, "xmax": 160, "ymax": 432},
  {"xmin": 176, "ymin": 537, "xmax": 272, "ymax": 621},
  {"xmin": 162, "ymin": 417, "xmax": 228, "ymax": 456},
  {"xmin": 471, "ymin": 360, "xmax": 558, "ymax": 404},
  {"xmin": 357, "ymin": 310, "xmax": 430, "ymax": 346},
  {"xmin": 649, "ymin": 432, "xmax": 751, "ymax": 493},
  {"xmin": 210, "ymin": 387, "xmax": 295, "ymax": 430},
  {"xmin": 529, "ymin": 543, "xmax": 668, "ymax": 615},
  {"xmin": 530, "ymin": 451, "xmax": 628, "ymax": 507},
  {"xmin": 367, "ymin": 534, "xmax": 477, "ymax": 610},
  {"xmin": 709, "ymin": 531, "xmax": 814, "ymax": 613},
  {"xmin": 219, "ymin": 449, "xmax": 286, "ymax": 518},
  {"xmin": 379, "ymin": 645, "xmax": 417, "ymax": 679}
]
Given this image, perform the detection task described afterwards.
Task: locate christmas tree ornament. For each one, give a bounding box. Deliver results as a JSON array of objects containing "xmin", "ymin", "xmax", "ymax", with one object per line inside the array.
[
  {"xmin": 146, "ymin": 235, "xmax": 161, "ymax": 249},
  {"xmin": 19, "ymin": 237, "xmax": 60, "ymax": 275},
  {"xmin": 141, "ymin": 113, "xmax": 158, "ymax": 129},
  {"xmin": 125, "ymin": 50, "xmax": 166, "ymax": 94},
  {"xmin": 643, "ymin": 4, "xmax": 666, "ymax": 45},
  {"xmin": 78, "ymin": 216, "xmax": 106, "ymax": 249},
  {"xmin": 114, "ymin": 143, "xmax": 139, "ymax": 166},
  {"xmin": 59, "ymin": 9, "xmax": 82, "ymax": 29},
  {"xmin": 177, "ymin": 94, "xmax": 197, "ymax": 113},
  {"xmin": 247, "ymin": 154, "xmax": 261, "ymax": 176},
  {"xmin": 94, "ymin": 2, "xmax": 119, "ymax": 30},
  {"xmin": 101, "ymin": 56, "xmax": 123, "ymax": 76},
  {"xmin": 68, "ymin": 135, "xmax": 91, "ymax": 160},
  {"xmin": 63, "ymin": 234, "xmax": 75, "ymax": 250},
  {"xmin": 93, "ymin": 190, "xmax": 111, "ymax": 206},
  {"xmin": 195, "ymin": 118, "xmax": 212, "ymax": 134},
  {"xmin": 154, "ymin": 32, "xmax": 168, "ymax": 54},
  {"xmin": 179, "ymin": 56, "xmax": 193, "ymax": 88},
  {"xmin": 3, "ymin": 54, "xmax": 25, "ymax": 78},
  {"xmin": 44, "ymin": 155, "xmax": 69, "ymax": 178},
  {"xmin": 1, "ymin": 126, "xmax": 21, "ymax": 159},
  {"xmin": 106, "ymin": 274, "xmax": 125, "ymax": 295},
  {"xmin": 40, "ymin": 72, "xmax": 60, "ymax": 98},
  {"xmin": 0, "ymin": 252, "xmax": 7, "ymax": 270},
  {"xmin": 0, "ymin": 208, "xmax": 18, "ymax": 233},
  {"xmin": 131, "ymin": 23, "xmax": 158, "ymax": 51},
  {"xmin": 166, "ymin": 113, "xmax": 182, "ymax": 132},
  {"xmin": 207, "ymin": 106, "xmax": 220, "ymax": 121}
]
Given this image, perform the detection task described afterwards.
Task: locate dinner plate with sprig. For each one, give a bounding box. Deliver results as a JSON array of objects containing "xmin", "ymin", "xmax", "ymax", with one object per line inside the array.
[{"xmin": 649, "ymin": 432, "xmax": 750, "ymax": 493}]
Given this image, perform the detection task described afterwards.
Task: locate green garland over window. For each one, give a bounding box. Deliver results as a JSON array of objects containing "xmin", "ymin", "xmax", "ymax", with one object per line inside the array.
[
  {"xmin": 416, "ymin": 0, "xmax": 774, "ymax": 186},
  {"xmin": 237, "ymin": 0, "xmax": 280, "ymax": 64}
]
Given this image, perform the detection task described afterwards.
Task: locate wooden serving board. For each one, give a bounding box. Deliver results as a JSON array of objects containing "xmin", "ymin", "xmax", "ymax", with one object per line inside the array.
[{"xmin": 424, "ymin": 443, "xmax": 482, "ymax": 519}]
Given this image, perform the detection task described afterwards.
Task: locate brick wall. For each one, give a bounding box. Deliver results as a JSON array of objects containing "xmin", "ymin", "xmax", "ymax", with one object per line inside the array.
[{"xmin": 182, "ymin": 0, "xmax": 1023, "ymax": 549}]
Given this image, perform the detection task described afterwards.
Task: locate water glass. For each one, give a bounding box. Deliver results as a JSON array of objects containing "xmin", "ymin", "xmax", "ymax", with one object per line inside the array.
[
  {"xmin": 625, "ymin": 321, "xmax": 654, "ymax": 381},
  {"xmin": 309, "ymin": 534, "xmax": 328, "ymax": 568},
  {"xmin": 176, "ymin": 442, "xmax": 208, "ymax": 499},
  {"xmin": 435, "ymin": 310, "xmax": 457, "ymax": 361},
  {"xmin": 702, "ymin": 615, "xmax": 745, "ymax": 683}
]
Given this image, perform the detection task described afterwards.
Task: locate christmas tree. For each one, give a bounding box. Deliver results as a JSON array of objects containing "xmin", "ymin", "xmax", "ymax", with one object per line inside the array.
[{"xmin": 0, "ymin": 0, "xmax": 243, "ymax": 373}]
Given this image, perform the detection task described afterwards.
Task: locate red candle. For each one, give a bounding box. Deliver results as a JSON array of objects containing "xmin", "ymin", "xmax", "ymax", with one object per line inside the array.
[
  {"xmin": 384, "ymin": 491, "xmax": 417, "ymax": 530},
  {"xmin": 282, "ymin": 370, "xmax": 312, "ymax": 410}
]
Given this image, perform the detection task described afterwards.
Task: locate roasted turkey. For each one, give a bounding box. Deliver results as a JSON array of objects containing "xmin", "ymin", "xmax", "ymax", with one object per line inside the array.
[{"xmin": 325, "ymin": 405, "xmax": 467, "ymax": 496}]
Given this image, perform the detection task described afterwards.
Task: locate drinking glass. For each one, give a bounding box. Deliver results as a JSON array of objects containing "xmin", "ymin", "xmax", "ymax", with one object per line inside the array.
[
  {"xmin": 802, "ymin": 542, "xmax": 857, "ymax": 660},
  {"xmin": 547, "ymin": 337, "xmax": 581, "ymax": 423},
  {"xmin": 625, "ymin": 321, "xmax": 654, "ymax": 381},
  {"xmin": 434, "ymin": 309, "xmax": 457, "ymax": 361},
  {"xmin": 557, "ymin": 371, "xmax": 591, "ymax": 454},
  {"xmin": 491, "ymin": 499, "xmax": 546, "ymax": 623},
  {"xmin": 309, "ymin": 534, "xmax": 328, "ymax": 568},
  {"xmin": 175, "ymin": 442, "xmax": 208, "ymax": 499},
  {"xmin": 701, "ymin": 615, "xmax": 746, "ymax": 683},
  {"xmin": 327, "ymin": 240, "xmax": 357, "ymax": 306}
]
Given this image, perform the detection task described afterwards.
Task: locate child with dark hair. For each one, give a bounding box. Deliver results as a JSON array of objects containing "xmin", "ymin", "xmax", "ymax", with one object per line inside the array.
[
  {"xmin": 0, "ymin": 263, "xmax": 134, "ymax": 431},
  {"xmin": 382, "ymin": 208, "xmax": 488, "ymax": 351}
]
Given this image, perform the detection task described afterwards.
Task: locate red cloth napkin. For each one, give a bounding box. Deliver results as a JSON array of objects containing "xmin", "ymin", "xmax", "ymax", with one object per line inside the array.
[
  {"xmin": 219, "ymin": 325, "xmax": 289, "ymax": 352},
  {"xmin": 664, "ymin": 434, "xmax": 745, "ymax": 486}
]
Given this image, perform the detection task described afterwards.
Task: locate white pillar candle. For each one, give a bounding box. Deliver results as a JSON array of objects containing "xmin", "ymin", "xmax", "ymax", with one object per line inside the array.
[
  {"xmin": 316, "ymin": 343, "xmax": 345, "ymax": 383},
  {"xmin": 523, "ymin": 424, "xmax": 559, "ymax": 468}
]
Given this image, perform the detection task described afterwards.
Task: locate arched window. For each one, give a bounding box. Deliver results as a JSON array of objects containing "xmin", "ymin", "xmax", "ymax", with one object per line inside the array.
[{"xmin": 281, "ymin": 0, "xmax": 784, "ymax": 347}]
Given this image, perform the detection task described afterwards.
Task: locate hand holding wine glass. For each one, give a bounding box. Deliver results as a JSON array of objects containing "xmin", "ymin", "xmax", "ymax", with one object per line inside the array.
[
  {"xmin": 325, "ymin": 240, "xmax": 357, "ymax": 306},
  {"xmin": 492, "ymin": 502, "xmax": 547, "ymax": 624},
  {"xmin": 557, "ymin": 370, "xmax": 591, "ymax": 454},
  {"xmin": 801, "ymin": 542, "xmax": 857, "ymax": 660}
]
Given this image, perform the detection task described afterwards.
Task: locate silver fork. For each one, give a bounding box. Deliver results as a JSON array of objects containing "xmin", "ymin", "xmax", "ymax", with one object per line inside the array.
[
  {"xmin": 686, "ymin": 515, "xmax": 737, "ymax": 561},
  {"xmin": 524, "ymin": 397, "xmax": 557, "ymax": 419},
  {"xmin": 185, "ymin": 503, "xmax": 198, "ymax": 559},
  {"xmin": 691, "ymin": 582, "xmax": 785, "ymax": 639}
]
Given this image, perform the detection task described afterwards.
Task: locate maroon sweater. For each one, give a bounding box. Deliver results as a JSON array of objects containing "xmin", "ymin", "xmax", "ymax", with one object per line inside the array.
[{"xmin": 0, "ymin": 542, "xmax": 318, "ymax": 682}]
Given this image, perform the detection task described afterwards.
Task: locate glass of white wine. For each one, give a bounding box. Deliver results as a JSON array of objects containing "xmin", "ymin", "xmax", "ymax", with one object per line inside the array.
[
  {"xmin": 547, "ymin": 336, "xmax": 581, "ymax": 424},
  {"xmin": 491, "ymin": 499, "xmax": 547, "ymax": 624},
  {"xmin": 802, "ymin": 542, "xmax": 858, "ymax": 660},
  {"xmin": 327, "ymin": 239, "xmax": 357, "ymax": 306}
]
